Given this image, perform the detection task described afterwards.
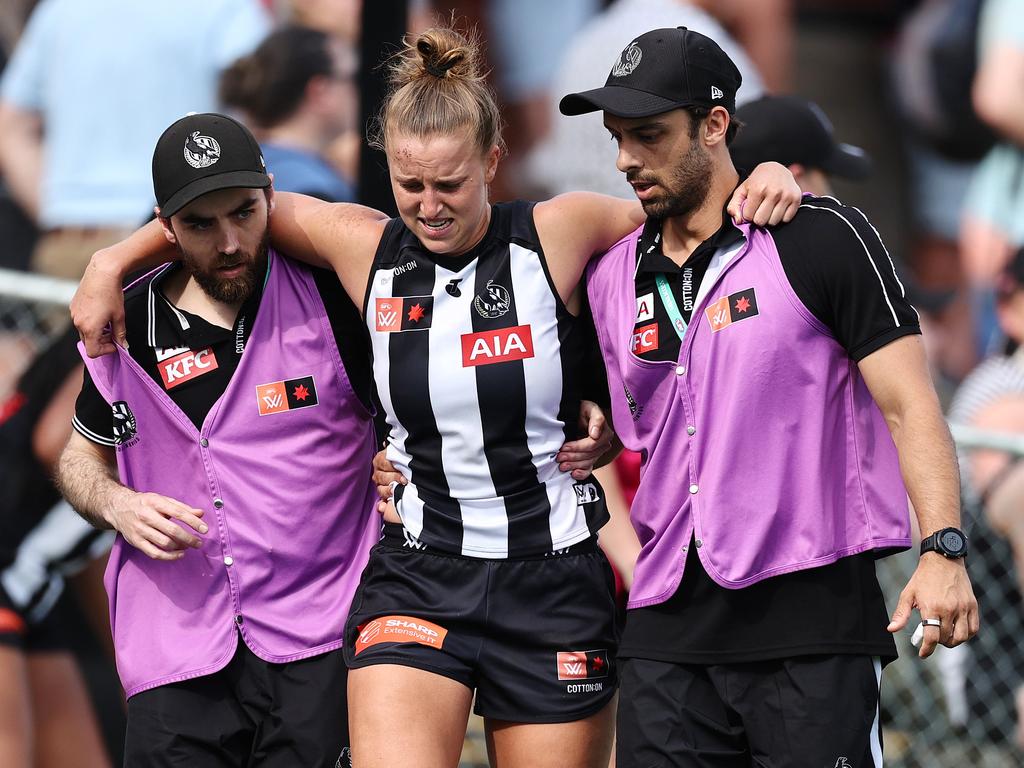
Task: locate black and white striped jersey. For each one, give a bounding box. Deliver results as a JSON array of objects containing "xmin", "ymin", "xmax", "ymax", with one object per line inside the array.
[{"xmin": 365, "ymin": 201, "xmax": 608, "ymax": 558}]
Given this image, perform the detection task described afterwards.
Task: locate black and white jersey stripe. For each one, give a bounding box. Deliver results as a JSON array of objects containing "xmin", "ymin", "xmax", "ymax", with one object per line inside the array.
[{"xmin": 367, "ymin": 202, "xmax": 606, "ymax": 558}]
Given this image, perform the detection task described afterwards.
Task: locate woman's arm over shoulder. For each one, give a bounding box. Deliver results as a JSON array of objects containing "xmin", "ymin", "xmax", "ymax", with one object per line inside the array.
[
  {"xmin": 271, "ymin": 192, "xmax": 390, "ymax": 305},
  {"xmin": 534, "ymin": 193, "xmax": 645, "ymax": 297}
]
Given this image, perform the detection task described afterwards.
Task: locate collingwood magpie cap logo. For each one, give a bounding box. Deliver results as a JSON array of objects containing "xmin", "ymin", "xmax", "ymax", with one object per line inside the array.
[
  {"xmin": 183, "ymin": 131, "xmax": 221, "ymax": 169},
  {"xmin": 610, "ymin": 41, "xmax": 642, "ymax": 77},
  {"xmin": 473, "ymin": 280, "xmax": 511, "ymax": 318},
  {"xmin": 111, "ymin": 401, "xmax": 138, "ymax": 445}
]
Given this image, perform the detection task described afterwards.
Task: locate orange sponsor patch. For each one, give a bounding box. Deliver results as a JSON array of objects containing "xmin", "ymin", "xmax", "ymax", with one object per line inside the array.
[
  {"xmin": 0, "ymin": 608, "xmax": 26, "ymax": 635},
  {"xmin": 705, "ymin": 296, "xmax": 732, "ymax": 332},
  {"xmin": 354, "ymin": 615, "xmax": 448, "ymax": 655},
  {"xmin": 256, "ymin": 381, "xmax": 289, "ymax": 416}
]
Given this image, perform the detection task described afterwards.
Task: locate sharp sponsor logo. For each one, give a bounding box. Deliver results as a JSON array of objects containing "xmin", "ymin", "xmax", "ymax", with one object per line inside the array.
[
  {"xmin": 631, "ymin": 322, "xmax": 659, "ymax": 355},
  {"xmin": 157, "ymin": 347, "xmax": 218, "ymax": 390},
  {"xmin": 256, "ymin": 375, "xmax": 318, "ymax": 416},
  {"xmin": 705, "ymin": 287, "xmax": 759, "ymax": 333},
  {"xmin": 556, "ymin": 650, "xmax": 610, "ymax": 681},
  {"xmin": 375, "ymin": 296, "xmax": 433, "ymax": 332},
  {"xmin": 635, "ymin": 292, "xmax": 654, "ymax": 322},
  {"xmin": 353, "ymin": 615, "xmax": 449, "ymax": 655},
  {"xmin": 461, "ymin": 325, "xmax": 534, "ymax": 367}
]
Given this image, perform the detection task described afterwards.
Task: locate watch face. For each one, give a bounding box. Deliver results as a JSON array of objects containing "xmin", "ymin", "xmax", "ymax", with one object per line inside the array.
[{"xmin": 941, "ymin": 529, "xmax": 966, "ymax": 554}]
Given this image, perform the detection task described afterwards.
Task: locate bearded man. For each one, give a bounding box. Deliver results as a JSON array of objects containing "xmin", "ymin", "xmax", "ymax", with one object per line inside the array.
[
  {"xmin": 56, "ymin": 113, "xmax": 376, "ymax": 768},
  {"xmin": 562, "ymin": 27, "xmax": 979, "ymax": 767}
]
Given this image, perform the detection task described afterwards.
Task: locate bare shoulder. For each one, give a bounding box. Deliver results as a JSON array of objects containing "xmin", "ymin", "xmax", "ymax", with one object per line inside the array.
[{"xmin": 535, "ymin": 192, "xmax": 643, "ymax": 255}]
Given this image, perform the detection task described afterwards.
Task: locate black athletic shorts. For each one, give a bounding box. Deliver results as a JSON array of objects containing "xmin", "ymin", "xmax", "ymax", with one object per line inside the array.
[
  {"xmin": 616, "ymin": 654, "xmax": 884, "ymax": 768},
  {"xmin": 124, "ymin": 641, "xmax": 350, "ymax": 768},
  {"xmin": 344, "ymin": 523, "xmax": 619, "ymax": 723},
  {"xmin": 0, "ymin": 588, "xmax": 72, "ymax": 653}
]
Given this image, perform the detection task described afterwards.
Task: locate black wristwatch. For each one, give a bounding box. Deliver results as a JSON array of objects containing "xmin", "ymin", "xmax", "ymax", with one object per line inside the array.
[{"xmin": 920, "ymin": 527, "xmax": 968, "ymax": 559}]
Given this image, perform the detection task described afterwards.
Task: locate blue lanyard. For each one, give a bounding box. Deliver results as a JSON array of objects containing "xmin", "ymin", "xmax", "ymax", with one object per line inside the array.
[{"xmin": 655, "ymin": 272, "xmax": 688, "ymax": 341}]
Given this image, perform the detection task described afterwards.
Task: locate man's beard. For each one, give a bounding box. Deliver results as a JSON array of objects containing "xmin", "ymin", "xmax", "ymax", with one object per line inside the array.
[
  {"xmin": 179, "ymin": 228, "xmax": 270, "ymax": 304},
  {"xmin": 630, "ymin": 139, "xmax": 713, "ymax": 220}
]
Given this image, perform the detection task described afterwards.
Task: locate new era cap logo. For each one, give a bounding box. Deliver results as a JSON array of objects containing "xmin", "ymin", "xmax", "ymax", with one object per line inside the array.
[
  {"xmin": 711, "ymin": 86, "xmax": 724, "ymax": 100},
  {"xmin": 183, "ymin": 131, "xmax": 221, "ymax": 169}
]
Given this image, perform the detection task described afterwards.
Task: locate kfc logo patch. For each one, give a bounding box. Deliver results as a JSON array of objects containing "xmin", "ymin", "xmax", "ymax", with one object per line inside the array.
[
  {"xmin": 256, "ymin": 375, "xmax": 318, "ymax": 416},
  {"xmin": 157, "ymin": 347, "xmax": 218, "ymax": 390},
  {"xmin": 461, "ymin": 325, "xmax": 534, "ymax": 367},
  {"xmin": 375, "ymin": 296, "xmax": 433, "ymax": 332},
  {"xmin": 635, "ymin": 292, "xmax": 654, "ymax": 323},
  {"xmin": 557, "ymin": 650, "xmax": 610, "ymax": 680},
  {"xmin": 631, "ymin": 322, "xmax": 659, "ymax": 355},
  {"xmin": 705, "ymin": 287, "xmax": 759, "ymax": 333},
  {"xmin": 354, "ymin": 615, "xmax": 448, "ymax": 656}
]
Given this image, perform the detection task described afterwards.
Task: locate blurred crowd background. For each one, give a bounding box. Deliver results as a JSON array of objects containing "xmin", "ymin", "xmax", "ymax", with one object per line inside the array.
[{"xmin": 2, "ymin": 0, "xmax": 1024, "ymax": 765}]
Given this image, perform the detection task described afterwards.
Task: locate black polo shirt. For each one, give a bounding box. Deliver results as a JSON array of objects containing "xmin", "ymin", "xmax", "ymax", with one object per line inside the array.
[
  {"xmin": 73, "ymin": 261, "xmax": 372, "ymax": 444},
  {"xmin": 618, "ymin": 194, "xmax": 921, "ymax": 664}
]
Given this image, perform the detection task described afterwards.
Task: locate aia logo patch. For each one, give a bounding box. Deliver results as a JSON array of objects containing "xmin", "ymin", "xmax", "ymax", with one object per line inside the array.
[
  {"xmin": 461, "ymin": 325, "xmax": 534, "ymax": 367},
  {"xmin": 156, "ymin": 347, "xmax": 218, "ymax": 390},
  {"xmin": 705, "ymin": 287, "xmax": 759, "ymax": 333},
  {"xmin": 256, "ymin": 375, "xmax": 318, "ymax": 416},
  {"xmin": 557, "ymin": 650, "xmax": 610, "ymax": 681},
  {"xmin": 375, "ymin": 296, "xmax": 433, "ymax": 332},
  {"xmin": 354, "ymin": 615, "xmax": 448, "ymax": 655}
]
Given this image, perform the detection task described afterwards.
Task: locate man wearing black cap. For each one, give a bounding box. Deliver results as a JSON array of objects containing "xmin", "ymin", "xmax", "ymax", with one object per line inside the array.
[
  {"xmin": 562, "ymin": 27, "xmax": 978, "ymax": 766},
  {"xmin": 729, "ymin": 94, "xmax": 871, "ymax": 196},
  {"xmin": 56, "ymin": 113, "xmax": 377, "ymax": 767}
]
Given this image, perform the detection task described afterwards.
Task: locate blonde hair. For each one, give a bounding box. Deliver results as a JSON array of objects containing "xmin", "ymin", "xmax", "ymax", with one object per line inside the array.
[{"xmin": 370, "ymin": 24, "xmax": 505, "ymax": 158}]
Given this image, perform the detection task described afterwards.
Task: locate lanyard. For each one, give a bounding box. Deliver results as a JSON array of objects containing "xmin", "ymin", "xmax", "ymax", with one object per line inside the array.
[{"xmin": 655, "ymin": 272, "xmax": 688, "ymax": 341}]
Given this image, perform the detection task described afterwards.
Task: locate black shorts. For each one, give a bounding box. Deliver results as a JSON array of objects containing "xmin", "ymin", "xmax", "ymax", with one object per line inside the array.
[
  {"xmin": 124, "ymin": 641, "xmax": 350, "ymax": 768},
  {"xmin": 344, "ymin": 523, "xmax": 619, "ymax": 723},
  {"xmin": 0, "ymin": 588, "xmax": 72, "ymax": 653},
  {"xmin": 616, "ymin": 654, "xmax": 884, "ymax": 768}
]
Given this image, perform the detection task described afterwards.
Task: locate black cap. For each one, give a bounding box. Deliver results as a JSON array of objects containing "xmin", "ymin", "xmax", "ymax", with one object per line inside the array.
[
  {"xmin": 559, "ymin": 27, "xmax": 741, "ymax": 118},
  {"xmin": 153, "ymin": 112, "xmax": 271, "ymax": 218},
  {"xmin": 730, "ymin": 95, "xmax": 871, "ymax": 180}
]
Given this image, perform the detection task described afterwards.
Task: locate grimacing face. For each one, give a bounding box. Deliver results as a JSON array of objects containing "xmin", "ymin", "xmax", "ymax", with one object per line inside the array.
[
  {"xmin": 604, "ymin": 109, "xmax": 713, "ymax": 220},
  {"xmin": 387, "ymin": 130, "xmax": 499, "ymax": 257},
  {"xmin": 162, "ymin": 186, "xmax": 271, "ymax": 304}
]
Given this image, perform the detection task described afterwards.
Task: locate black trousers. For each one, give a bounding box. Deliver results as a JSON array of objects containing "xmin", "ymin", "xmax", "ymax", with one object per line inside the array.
[
  {"xmin": 124, "ymin": 641, "xmax": 350, "ymax": 768},
  {"xmin": 616, "ymin": 654, "xmax": 883, "ymax": 768}
]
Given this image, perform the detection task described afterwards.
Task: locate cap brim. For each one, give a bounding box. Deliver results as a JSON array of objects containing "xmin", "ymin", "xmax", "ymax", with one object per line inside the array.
[
  {"xmin": 160, "ymin": 171, "xmax": 271, "ymax": 218},
  {"xmin": 559, "ymin": 86, "xmax": 689, "ymax": 118},
  {"xmin": 821, "ymin": 142, "xmax": 871, "ymax": 181}
]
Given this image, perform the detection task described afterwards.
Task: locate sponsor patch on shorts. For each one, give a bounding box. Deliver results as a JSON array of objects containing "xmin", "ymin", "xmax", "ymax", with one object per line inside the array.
[
  {"xmin": 354, "ymin": 615, "xmax": 448, "ymax": 655},
  {"xmin": 556, "ymin": 649, "xmax": 609, "ymax": 680}
]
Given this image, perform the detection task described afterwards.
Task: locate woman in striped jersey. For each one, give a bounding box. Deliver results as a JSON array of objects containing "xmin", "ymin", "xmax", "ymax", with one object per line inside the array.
[{"xmin": 71, "ymin": 23, "xmax": 799, "ymax": 768}]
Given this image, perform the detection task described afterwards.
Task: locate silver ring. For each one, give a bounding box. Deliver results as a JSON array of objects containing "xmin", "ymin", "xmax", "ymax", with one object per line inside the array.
[{"xmin": 921, "ymin": 618, "xmax": 942, "ymax": 628}]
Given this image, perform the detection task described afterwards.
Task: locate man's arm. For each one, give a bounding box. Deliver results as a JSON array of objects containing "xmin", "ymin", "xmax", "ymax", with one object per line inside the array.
[
  {"xmin": 858, "ymin": 335, "xmax": 980, "ymax": 658},
  {"xmin": 57, "ymin": 431, "xmax": 208, "ymax": 561},
  {"xmin": 0, "ymin": 102, "xmax": 42, "ymax": 220}
]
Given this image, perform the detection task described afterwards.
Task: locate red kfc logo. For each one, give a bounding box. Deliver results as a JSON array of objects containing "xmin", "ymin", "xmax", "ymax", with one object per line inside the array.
[
  {"xmin": 157, "ymin": 348, "xmax": 218, "ymax": 390},
  {"xmin": 631, "ymin": 322, "xmax": 659, "ymax": 354}
]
